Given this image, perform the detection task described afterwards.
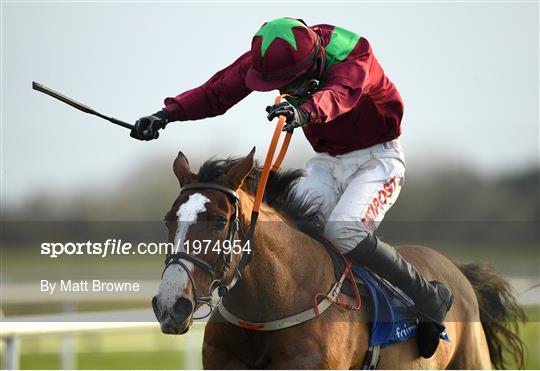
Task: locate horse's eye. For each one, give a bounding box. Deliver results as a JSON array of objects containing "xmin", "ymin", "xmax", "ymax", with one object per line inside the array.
[{"xmin": 215, "ymin": 217, "xmax": 228, "ymax": 230}]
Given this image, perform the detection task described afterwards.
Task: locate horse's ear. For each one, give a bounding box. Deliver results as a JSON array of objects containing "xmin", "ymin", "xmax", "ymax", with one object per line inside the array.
[
  {"xmin": 225, "ymin": 147, "xmax": 256, "ymax": 190},
  {"xmin": 173, "ymin": 151, "xmax": 195, "ymax": 186}
]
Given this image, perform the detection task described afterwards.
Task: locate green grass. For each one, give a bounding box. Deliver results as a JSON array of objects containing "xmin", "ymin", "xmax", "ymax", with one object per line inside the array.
[
  {"xmin": 16, "ymin": 351, "xmax": 198, "ymax": 370},
  {"xmin": 520, "ymin": 321, "xmax": 540, "ymax": 369},
  {"xmin": 518, "ymin": 306, "xmax": 540, "ymax": 369}
]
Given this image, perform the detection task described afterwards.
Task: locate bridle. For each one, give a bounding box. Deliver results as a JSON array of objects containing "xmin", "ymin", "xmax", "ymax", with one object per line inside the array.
[{"xmin": 162, "ymin": 182, "xmax": 252, "ymax": 317}]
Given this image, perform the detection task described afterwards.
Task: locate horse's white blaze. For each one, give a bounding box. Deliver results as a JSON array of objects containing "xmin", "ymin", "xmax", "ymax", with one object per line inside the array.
[
  {"xmin": 174, "ymin": 193, "xmax": 210, "ymax": 247},
  {"xmin": 158, "ymin": 193, "xmax": 210, "ymax": 310}
]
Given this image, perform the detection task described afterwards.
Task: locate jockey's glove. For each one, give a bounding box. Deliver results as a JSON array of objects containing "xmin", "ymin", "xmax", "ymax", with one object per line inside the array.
[
  {"xmin": 130, "ymin": 109, "xmax": 169, "ymax": 141},
  {"xmin": 266, "ymin": 102, "xmax": 309, "ymax": 132}
]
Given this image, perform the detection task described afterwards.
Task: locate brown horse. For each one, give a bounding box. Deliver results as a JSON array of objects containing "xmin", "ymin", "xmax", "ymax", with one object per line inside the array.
[{"xmin": 153, "ymin": 149, "xmax": 526, "ymax": 369}]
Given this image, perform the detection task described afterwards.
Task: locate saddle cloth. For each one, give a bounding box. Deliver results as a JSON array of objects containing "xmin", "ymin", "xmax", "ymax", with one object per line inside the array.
[{"xmin": 319, "ymin": 237, "xmax": 450, "ymax": 348}]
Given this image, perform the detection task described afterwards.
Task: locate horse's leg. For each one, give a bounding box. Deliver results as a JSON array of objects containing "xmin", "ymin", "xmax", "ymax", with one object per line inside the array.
[
  {"xmin": 202, "ymin": 343, "xmax": 250, "ymax": 369},
  {"xmin": 202, "ymin": 310, "xmax": 368, "ymax": 370},
  {"xmin": 268, "ymin": 310, "xmax": 370, "ymax": 369},
  {"xmin": 202, "ymin": 322, "xmax": 255, "ymax": 369},
  {"xmin": 203, "ymin": 319, "xmax": 366, "ymax": 369}
]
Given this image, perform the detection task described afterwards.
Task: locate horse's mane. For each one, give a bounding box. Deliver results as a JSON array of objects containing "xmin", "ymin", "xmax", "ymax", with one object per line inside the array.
[{"xmin": 197, "ymin": 156, "xmax": 324, "ymax": 238}]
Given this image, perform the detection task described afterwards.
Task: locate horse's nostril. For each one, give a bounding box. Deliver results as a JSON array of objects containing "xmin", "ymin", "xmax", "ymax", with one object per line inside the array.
[
  {"xmin": 172, "ymin": 297, "xmax": 193, "ymax": 323},
  {"xmin": 152, "ymin": 295, "xmax": 161, "ymax": 322}
]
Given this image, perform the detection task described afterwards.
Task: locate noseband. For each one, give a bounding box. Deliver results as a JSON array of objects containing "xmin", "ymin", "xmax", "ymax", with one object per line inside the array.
[{"xmin": 163, "ymin": 182, "xmax": 251, "ymax": 315}]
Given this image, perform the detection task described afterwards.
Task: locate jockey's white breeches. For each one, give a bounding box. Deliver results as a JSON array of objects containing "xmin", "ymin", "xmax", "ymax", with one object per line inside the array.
[{"xmin": 294, "ymin": 139, "xmax": 406, "ymax": 253}]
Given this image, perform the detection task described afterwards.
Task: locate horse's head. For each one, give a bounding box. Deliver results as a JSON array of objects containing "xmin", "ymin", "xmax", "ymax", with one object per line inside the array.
[{"xmin": 153, "ymin": 148, "xmax": 255, "ymax": 334}]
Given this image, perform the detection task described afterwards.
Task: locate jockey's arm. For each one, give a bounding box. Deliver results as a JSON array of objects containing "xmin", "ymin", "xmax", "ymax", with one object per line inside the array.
[{"xmin": 163, "ymin": 51, "xmax": 253, "ymax": 122}]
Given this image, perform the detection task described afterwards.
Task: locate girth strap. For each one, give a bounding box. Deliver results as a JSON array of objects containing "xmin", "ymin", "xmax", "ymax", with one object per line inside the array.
[
  {"xmin": 217, "ymin": 278, "xmax": 343, "ymax": 331},
  {"xmin": 217, "ymin": 260, "xmax": 348, "ymax": 331}
]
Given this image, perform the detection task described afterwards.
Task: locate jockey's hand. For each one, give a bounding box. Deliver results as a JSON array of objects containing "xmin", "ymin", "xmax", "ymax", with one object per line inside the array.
[
  {"xmin": 130, "ymin": 110, "xmax": 169, "ymax": 141},
  {"xmin": 266, "ymin": 102, "xmax": 309, "ymax": 132}
]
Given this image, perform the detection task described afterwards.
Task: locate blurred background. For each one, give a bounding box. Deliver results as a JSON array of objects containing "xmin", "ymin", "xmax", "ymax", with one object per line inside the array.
[{"xmin": 1, "ymin": 1, "xmax": 538, "ymax": 369}]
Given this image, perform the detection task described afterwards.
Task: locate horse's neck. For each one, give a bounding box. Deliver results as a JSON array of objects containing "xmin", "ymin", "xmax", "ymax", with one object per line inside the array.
[{"xmin": 222, "ymin": 190, "xmax": 335, "ymax": 321}]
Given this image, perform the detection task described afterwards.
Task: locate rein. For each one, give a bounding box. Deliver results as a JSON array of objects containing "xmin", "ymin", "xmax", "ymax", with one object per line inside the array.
[{"xmin": 245, "ymin": 95, "xmax": 292, "ymax": 247}]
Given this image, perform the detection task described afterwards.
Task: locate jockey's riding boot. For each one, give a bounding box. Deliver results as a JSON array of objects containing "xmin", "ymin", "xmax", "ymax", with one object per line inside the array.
[{"xmin": 345, "ymin": 234, "xmax": 454, "ymax": 358}]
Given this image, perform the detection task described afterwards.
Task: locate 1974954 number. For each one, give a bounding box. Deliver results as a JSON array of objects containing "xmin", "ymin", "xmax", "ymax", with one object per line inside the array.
[{"xmin": 184, "ymin": 240, "xmax": 251, "ymax": 255}]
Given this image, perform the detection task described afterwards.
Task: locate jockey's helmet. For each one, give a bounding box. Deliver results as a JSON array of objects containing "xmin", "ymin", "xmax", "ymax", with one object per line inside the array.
[{"xmin": 246, "ymin": 18, "xmax": 320, "ymax": 92}]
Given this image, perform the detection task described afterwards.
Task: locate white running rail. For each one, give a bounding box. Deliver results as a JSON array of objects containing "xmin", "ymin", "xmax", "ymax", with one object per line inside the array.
[{"xmin": 0, "ymin": 309, "xmax": 204, "ymax": 370}]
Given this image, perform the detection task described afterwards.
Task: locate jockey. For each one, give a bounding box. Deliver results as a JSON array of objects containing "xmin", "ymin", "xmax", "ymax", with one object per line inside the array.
[{"xmin": 131, "ymin": 17, "xmax": 453, "ymax": 358}]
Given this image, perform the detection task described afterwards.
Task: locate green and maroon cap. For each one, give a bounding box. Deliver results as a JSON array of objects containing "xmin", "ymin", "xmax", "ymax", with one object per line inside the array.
[{"xmin": 246, "ymin": 18, "xmax": 320, "ymax": 92}]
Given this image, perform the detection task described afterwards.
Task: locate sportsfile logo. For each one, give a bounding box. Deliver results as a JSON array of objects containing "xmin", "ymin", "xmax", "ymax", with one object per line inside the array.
[
  {"xmin": 40, "ymin": 239, "xmax": 250, "ymax": 258},
  {"xmin": 361, "ymin": 176, "xmax": 399, "ymax": 227}
]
